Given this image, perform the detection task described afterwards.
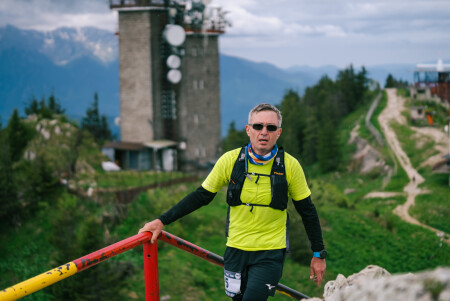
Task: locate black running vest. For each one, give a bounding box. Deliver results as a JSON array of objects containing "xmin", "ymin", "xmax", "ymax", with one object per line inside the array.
[{"xmin": 226, "ymin": 145, "xmax": 288, "ymax": 211}]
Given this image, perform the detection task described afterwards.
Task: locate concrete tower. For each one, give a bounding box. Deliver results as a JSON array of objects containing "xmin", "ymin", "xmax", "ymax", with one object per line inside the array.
[{"xmin": 109, "ymin": 0, "xmax": 227, "ymax": 171}]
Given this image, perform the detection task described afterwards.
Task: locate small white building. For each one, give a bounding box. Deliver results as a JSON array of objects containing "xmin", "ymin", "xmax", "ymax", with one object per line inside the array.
[{"xmin": 102, "ymin": 140, "xmax": 177, "ymax": 171}]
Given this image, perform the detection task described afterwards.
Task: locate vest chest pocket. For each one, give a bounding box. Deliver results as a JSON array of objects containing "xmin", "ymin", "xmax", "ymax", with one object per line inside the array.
[
  {"xmin": 270, "ymin": 174, "xmax": 288, "ymax": 210},
  {"xmin": 227, "ymin": 171, "xmax": 247, "ymax": 206}
]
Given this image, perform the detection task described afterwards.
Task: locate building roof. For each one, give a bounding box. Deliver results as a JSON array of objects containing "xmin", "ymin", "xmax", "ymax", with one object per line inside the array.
[
  {"xmin": 103, "ymin": 141, "xmax": 144, "ymax": 151},
  {"xmin": 143, "ymin": 140, "xmax": 177, "ymax": 150},
  {"xmin": 416, "ymin": 59, "xmax": 450, "ymax": 72},
  {"xmin": 103, "ymin": 140, "xmax": 177, "ymax": 151}
]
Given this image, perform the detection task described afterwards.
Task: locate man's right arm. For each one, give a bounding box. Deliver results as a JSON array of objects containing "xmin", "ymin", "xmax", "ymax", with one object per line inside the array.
[
  {"xmin": 138, "ymin": 186, "xmax": 216, "ymax": 243},
  {"xmin": 158, "ymin": 186, "xmax": 216, "ymax": 225},
  {"xmin": 138, "ymin": 150, "xmax": 234, "ymax": 243}
]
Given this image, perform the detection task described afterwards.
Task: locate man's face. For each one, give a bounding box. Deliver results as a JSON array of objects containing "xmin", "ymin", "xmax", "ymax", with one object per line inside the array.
[{"xmin": 246, "ymin": 110, "xmax": 282, "ymax": 156}]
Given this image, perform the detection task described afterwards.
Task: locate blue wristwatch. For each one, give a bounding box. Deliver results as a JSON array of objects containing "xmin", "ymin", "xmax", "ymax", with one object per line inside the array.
[{"xmin": 313, "ymin": 250, "xmax": 327, "ymax": 259}]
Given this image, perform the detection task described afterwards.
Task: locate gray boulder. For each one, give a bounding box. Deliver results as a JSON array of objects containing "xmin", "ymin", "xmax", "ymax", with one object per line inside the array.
[{"xmin": 307, "ymin": 265, "xmax": 450, "ymax": 301}]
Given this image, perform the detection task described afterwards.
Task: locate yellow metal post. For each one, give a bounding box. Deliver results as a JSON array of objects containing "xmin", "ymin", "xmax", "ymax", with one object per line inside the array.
[{"xmin": 0, "ymin": 262, "xmax": 78, "ymax": 301}]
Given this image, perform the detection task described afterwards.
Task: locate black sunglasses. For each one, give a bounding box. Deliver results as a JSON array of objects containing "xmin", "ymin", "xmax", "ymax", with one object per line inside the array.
[{"xmin": 249, "ymin": 123, "xmax": 279, "ymax": 132}]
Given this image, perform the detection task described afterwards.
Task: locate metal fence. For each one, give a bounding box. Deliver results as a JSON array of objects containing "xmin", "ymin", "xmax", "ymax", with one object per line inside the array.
[{"xmin": 0, "ymin": 231, "xmax": 310, "ymax": 300}]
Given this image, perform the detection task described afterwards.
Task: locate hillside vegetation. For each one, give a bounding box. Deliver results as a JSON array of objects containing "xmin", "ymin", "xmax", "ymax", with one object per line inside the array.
[{"xmin": 0, "ymin": 74, "xmax": 449, "ymax": 300}]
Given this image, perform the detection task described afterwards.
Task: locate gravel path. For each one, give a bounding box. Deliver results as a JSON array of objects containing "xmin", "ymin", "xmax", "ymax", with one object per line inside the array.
[{"xmin": 368, "ymin": 88, "xmax": 449, "ymax": 244}]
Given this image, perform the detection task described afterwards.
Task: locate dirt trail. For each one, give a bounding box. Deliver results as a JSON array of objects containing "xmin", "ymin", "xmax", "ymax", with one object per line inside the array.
[{"xmin": 369, "ymin": 88, "xmax": 449, "ymax": 244}]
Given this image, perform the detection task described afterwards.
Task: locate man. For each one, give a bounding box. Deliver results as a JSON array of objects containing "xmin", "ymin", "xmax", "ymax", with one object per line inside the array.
[{"xmin": 139, "ymin": 103, "xmax": 326, "ymax": 300}]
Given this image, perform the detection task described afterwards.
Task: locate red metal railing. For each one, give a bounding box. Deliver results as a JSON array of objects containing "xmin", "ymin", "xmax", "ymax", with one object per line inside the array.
[{"xmin": 0, "ymin": 231, "xmax": 310, "ymax": 300}]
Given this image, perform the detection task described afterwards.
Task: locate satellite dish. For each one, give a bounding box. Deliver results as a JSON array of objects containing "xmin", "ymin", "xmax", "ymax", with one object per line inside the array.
[
  {"xmin": 167, "ymin": 55, "xmax": 181, "ymax": 69},
  {"xmin": 114, "ymin": 116, "xmax": 120, "ymax": 126},
  {"xmin": 163, "ymin": 24, "xmax": 186, "ymax": 47},
  {"xmin": 169, "ymin": 8, "xmax": 177, "ymax": 17},
  {"xmin": 167, "ymin": 69, "xmax": 182, "ymax": 84}
]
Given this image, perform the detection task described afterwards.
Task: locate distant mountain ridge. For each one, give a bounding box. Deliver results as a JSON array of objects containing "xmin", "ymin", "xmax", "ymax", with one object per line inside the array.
[
  {"xmin": 0, "ymin": 25, "xmax": 120, "ymax": 134},
  {"xmin": 0, "ymin": 25, "xmax": 421, "ymax": 136},
  {"xmin": 0, "ymin": 25, "xmax": 117, "ymax": 65}
]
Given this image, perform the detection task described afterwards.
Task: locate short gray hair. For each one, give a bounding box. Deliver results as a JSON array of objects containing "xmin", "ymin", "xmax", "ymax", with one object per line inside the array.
[{"xmin": 248, "ymin": 103, "xmax": 282, "ymax": 127}]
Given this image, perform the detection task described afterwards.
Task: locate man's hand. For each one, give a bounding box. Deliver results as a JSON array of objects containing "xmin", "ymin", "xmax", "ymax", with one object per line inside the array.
[
  {"xmin": 310, "ymin": 257, "xmax": 326, "ymax": 286},
  {"xmin": 138, "ymin": 219, "xmax": 164, "ymax": 244}
]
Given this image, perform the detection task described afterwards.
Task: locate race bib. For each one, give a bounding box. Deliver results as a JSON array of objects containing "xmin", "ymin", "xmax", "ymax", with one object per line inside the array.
[{"xmin": 224, "ymin": 269, "xmax": 241, "ymax": 297}]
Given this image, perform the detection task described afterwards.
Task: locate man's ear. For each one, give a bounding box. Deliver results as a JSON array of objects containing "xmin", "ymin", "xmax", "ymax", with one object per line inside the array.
[{"xmin": 277, "ymin": 127, "xmax": 282, "ymax": 138}]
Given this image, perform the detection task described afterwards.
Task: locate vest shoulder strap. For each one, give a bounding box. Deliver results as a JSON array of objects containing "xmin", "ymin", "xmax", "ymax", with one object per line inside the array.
[{"xmin": 226, "ymin": 146, "xmax": 247, "ymax": 206}]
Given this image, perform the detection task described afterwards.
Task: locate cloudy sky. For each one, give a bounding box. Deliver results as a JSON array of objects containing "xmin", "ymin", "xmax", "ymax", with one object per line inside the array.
[{"xmin": 1, "ymin": 0, "xmax": 449, "ymax": 68}]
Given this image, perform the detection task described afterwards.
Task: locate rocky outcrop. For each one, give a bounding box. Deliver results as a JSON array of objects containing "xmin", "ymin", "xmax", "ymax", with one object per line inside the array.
[
  {"xmin": 365, "ymin": 92, "xmax": 384, "ymax": 146},
  {"xmin": 348, "ymin": 124, "xmax": 392, "ymax": 178},
  {"xmin": 307, "ymin": 265, "xmax": 450, "ymax": 301}
]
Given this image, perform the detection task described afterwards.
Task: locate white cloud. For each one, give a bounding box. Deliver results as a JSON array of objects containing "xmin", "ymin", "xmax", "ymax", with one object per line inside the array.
[
  {"xmin": 211, "ymin": 0, "xmax": 349, "ymax": 38},
  {"xmin": 0, "ymin": 0, "xmax": 449, "ymax": 67},
  {"xmin": 211, "ymin": 0, "xmax": 450, "ymax": 67},
  {"xmin": 0, "ymin": 0, "xmax": 117, "ymax": 32}
]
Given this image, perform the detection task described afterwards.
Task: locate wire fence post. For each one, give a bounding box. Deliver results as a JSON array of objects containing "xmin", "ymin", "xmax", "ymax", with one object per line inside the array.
[{"xmin": 143, "ymin": 240, "xmax": 159, "ymax": 301}]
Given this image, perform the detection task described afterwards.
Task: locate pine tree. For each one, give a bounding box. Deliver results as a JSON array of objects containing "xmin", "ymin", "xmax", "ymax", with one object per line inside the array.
[
  {"xmin": 83, "ymin": 93, "xmax": 101, "ymax": 138},
  {"xmin": 317, "ymin": 117, "xmax": 339, "ymax": 172},
  {"xmin": 355, "ymin": 66, "xmax": 369, "ymax": 102},
  {"xmin": 302, "ymin": 105, "xmax": 319, "ymax": 164},
  {"xmin": 0, "ymin": 128, "xmax": 19, "ymax": 226},
  {"xmin": 385, "ymin": 74, "xmax": 409, "ymax": 88},
  {"xmin": 82, "ymin": 93, "xmax": 112, "ymax": 145},
  {"xmin": 278, "ymin": 90, "xmax": 303, "ymax": 159},
  {"xmin": 24, "ymin": 96, "xmax": 39, "ymax": 116},
  {"xmin": 336, "ymin": 65, "xmax": 357, "ymax": 113},
  {"xmin": 222, "ymin": 121, "xmax": 248, "ymax": 151},
  {"xmin": 301, "ymin": 77, "xmax": 336, "ymax": 165},
  {"xmin": 25, "ymin": 93, "xmax": 65, "ymax": 117},
  {"xmin": 385, "ymin": 74, "xmax": 395, "ymax": 88},
  {"xmin": 38, "ymin": 96, "xmax": 53, "ymax": 119},
  {"xmin": 7, "ymin": 109, "xmax": 32, "ymax": 162},
  {"xmin": 48, "ymin": 92, "xmax": 65, "ymax": 115},
  {"xmin": 100, "ymin": 115, "xmax": 112, "ymax": 143},
  {"xmin": 17, "ymin": 156, "xmax": 57, "ymax": 211}
]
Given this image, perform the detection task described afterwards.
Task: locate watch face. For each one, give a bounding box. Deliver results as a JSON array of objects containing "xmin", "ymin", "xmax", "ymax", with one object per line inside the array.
[{"xmin": 320, "ymin": 250, "xmax": 327, "ymax": 259}]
